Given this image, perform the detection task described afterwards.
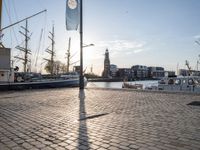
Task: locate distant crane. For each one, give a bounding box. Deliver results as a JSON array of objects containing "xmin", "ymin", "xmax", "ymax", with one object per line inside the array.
[
  {"xmin": 195, "ymin": 40, "xmax": 200, "ymax": 71},
  {"xmin": 197, "ymin": 54, "xmax": 200, "ymax": 71},
  {"xmin": 185, "ymin": 60, "xmax": 192, "ymax": 76}
]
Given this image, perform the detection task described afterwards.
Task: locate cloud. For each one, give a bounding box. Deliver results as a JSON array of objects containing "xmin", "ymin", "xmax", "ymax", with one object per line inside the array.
[
  {"xmin": 133, "ymin": 49, "xmax": 144, "ymax": 53},
  {"xmin": 97, "ymin": 39, "xmax": 146, "ymax": 55},
  {"xmin": 194, "ymin": 34, "xmax": 200, "ymax": 39}
]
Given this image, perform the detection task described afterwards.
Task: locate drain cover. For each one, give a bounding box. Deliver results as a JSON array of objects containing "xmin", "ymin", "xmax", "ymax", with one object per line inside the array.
[{"xmin": 187, "ymin": 101, "xmax": 200, "ymax": 106}]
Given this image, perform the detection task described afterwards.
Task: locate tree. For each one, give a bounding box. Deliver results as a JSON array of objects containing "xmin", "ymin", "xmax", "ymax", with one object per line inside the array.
[
  {"xmin": 45, "ymin": 60, "xmax": 65, "ymax": 74},
  {"xmin": 44, "ymin": 61, "xmax": 51, "ymax": 74}
]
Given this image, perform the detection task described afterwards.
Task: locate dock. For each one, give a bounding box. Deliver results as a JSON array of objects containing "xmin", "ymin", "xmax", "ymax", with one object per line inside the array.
[{"xmin": 0, "ymin": 88, "xmax": 200, "ymax": 150}]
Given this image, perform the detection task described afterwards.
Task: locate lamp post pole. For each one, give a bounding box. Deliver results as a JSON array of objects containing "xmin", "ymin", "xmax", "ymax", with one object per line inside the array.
[{"xmin": 79, "ymin": 0, "xmax": 84, "ymax": 89}]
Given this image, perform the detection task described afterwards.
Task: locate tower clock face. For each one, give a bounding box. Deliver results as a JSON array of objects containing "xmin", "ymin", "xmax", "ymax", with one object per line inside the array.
[{"xmin": 68, "ymin": 0, "xmax": 78, "ymax": 9}]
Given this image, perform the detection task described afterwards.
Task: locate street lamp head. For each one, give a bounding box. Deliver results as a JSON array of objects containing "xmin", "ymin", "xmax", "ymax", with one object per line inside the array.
[{"xmin": 83, "ymin": 43, "xmax": 95, "ymax": 48}]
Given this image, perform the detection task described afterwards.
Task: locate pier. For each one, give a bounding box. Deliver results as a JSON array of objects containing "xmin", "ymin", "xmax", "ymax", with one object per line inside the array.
[{"xmin": 0, "ymin": 88, "xmax": 200, "ymax": 150}]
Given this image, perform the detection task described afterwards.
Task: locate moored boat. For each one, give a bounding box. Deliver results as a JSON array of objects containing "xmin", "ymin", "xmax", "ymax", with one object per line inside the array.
[
  {"xmin": 146, "ymin": 76, "xmax": 200, "ymax": 93},
  {"xmin": 0, "ymin": 76, "xmax": 87, "ymax": 91},
  {"xmin": 122, "ymin": 82, "xmax": 143, "ymax": 89}
]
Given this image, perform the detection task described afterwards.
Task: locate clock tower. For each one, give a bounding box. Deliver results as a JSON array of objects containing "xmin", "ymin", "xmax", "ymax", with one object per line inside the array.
[{"xmin": 102, "ymin": 49, "xmax": 111, "ymax": 78}]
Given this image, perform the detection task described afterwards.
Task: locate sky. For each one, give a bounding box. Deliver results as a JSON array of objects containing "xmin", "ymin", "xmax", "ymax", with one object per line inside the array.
[{"xmin": 2, "ymin": 0, "xmax": 200, "ymax": 75}]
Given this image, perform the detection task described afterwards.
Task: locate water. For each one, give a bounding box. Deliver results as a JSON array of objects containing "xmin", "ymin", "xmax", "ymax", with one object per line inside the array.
[{"xmin": 87, "ymin": 80, "xmax": 159, "ymax": 89}]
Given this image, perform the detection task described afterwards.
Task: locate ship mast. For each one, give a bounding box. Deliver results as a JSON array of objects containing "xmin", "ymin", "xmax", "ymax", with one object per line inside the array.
[
  {"xmin": 0, "ymin": 0, "xmax": 3, "ymax": 47},
  {"xmin": 66, "ymin": 37, "xmax": 71, "ymax": 72},
  {"xmin": 0, "ymin": 0, "xmax": 2, "ymax": 29},
  {"xmin": 44, "ymin": 25, "xmax": 55, "ymax": 75},
  {"xmin": 15, "ymin": 20, "xmax": 31, "ymax": 72}
]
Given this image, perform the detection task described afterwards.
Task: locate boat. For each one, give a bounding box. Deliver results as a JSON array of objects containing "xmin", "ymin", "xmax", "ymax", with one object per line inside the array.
[
  {"xmin": 0, "ymin": 75, "xmax": 87, "ymax": 91},
  {"xmin": 122, "ymin": 82, "xmax": 143, "ymax": 89},
  {"xmin": 145, "ymin": 76, "xmax": 200, "ymax": 93}
]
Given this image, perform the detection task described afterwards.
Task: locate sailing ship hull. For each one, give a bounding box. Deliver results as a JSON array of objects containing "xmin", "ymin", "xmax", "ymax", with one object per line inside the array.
[{"xmin": 0, "ymin": 78, "xmax": 87, "ymax": 91}]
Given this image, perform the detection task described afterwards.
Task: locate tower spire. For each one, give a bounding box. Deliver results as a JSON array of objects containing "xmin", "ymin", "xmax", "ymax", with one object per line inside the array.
[{"xmin": 102, "ymin": 49, "xmax": 110, "ymax": 78}]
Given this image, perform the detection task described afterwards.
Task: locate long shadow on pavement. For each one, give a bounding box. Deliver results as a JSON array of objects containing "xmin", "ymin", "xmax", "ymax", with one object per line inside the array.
[{"xmin": 78, "ymin": 90, "xmax": 90, "ymax": 149}]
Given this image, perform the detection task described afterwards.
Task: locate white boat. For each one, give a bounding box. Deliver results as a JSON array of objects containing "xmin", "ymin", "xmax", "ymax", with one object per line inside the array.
[
  {"xmin": 122, "ymin": 82, "xmax": 143, "ymax": 89},
  {"xmin": 146, "ymin": 76, "xmax": 200, "ymax": 93}
]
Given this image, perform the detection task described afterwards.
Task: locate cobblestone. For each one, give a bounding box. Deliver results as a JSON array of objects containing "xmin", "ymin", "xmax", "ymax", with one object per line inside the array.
[{"xmin": 0, "ymin": 88, "xmax": 200, "ymax": 149}]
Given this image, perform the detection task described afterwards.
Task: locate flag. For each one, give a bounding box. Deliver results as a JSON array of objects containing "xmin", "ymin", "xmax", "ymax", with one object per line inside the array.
[{"xmin": 66, "ymin": 0, "xmax": 80, "ymax": 31}]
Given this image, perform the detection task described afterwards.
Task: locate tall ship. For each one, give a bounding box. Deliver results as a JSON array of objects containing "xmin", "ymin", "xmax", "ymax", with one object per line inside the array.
[{"xmin": 0, "ymin": 0, "xmax": 87, "ymax": 90}]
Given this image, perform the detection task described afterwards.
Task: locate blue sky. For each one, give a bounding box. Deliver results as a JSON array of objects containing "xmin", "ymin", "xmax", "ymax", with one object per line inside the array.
[{"xmin": 2, "ymin": 0, "xmax": 200, "ymax": 74}]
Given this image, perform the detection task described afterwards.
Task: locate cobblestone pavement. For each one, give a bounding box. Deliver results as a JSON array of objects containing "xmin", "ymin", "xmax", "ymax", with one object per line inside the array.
[{"xmin": 0, "ymin": 88, "xmax": 200, "ymax": 150}]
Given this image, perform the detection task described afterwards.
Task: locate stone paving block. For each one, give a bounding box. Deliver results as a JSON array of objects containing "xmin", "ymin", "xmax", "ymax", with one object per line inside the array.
[
  {"xmin": 90, "ymin": 144, "xmax": 100, "ymax": 149},
  {"xmin": 22, "ymin": 142, "xmax": 33, "ymax": 149},
  {"xmin": 5, "ymin": 141, "xmax": 18, "ymax": 148},
  {"xmin": 101, "ymin": 143, "xmax": 110, "ymax": 148},
  {"xmin": 0, "ymin": 143, "xmax": 10, "ymax": 150},
  {"xmin": 129, "ymin": 144, "xmax": 140, "ymax": 149},
  {"xmin": 107, "ymin": 146, "xmax": 119, "ymax": 150},
  {"xmin": 11, "ymin": 146, "xmax": 26, "ymax": 150}
]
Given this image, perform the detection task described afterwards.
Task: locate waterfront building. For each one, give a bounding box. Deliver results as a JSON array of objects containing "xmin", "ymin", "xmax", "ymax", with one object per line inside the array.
[
  {"xmin": 102, "ymin": 49, "xmax": 111, "ymax": 78},
  {"xmin": 165, "ymin": 71, "xmax": 176, "ymax": 77},
  {"xmin": 116, "ymin": 68, "xmax": 134, "ymax": 80},
  {"xmin": 131, "ymin": 65, "xmax": 148, "ymax": 79},
  {"xmin": 148, "ymin": 67, "xmax": 165, "ymax": 79},
  {"xmin": 110, "ymin": 64, "xmax": 118, "ymax": 77}
]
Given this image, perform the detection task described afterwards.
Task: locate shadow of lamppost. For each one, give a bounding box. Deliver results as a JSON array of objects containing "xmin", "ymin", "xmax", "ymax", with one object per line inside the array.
[{"xmin": 78, "ymin": 90, "xmax": 89, "ymax": 149}]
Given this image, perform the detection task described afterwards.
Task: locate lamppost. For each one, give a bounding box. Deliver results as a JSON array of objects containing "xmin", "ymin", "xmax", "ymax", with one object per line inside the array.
[
  {"xmin": 79, "ymin": 0, "xmax": 84, "ymax": 89},
  {"xmin": 79, "ymin": 0, "xmax": 95, "ymax": 89}
]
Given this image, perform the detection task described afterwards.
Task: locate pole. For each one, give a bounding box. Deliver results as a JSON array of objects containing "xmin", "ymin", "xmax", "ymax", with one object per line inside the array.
[
  {"xmin": 79, "ymin": 0, "xmax": 84, "ymax": 89},
  {"xmin": 24, "ymin": 20, "xmax": 28, "ymax": 72}
]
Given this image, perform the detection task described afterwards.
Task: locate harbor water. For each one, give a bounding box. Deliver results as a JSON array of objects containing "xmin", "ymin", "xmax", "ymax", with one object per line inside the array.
[{"xmin": 87, "ymin": 80, "xmax": 159, "ymax": 89}]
